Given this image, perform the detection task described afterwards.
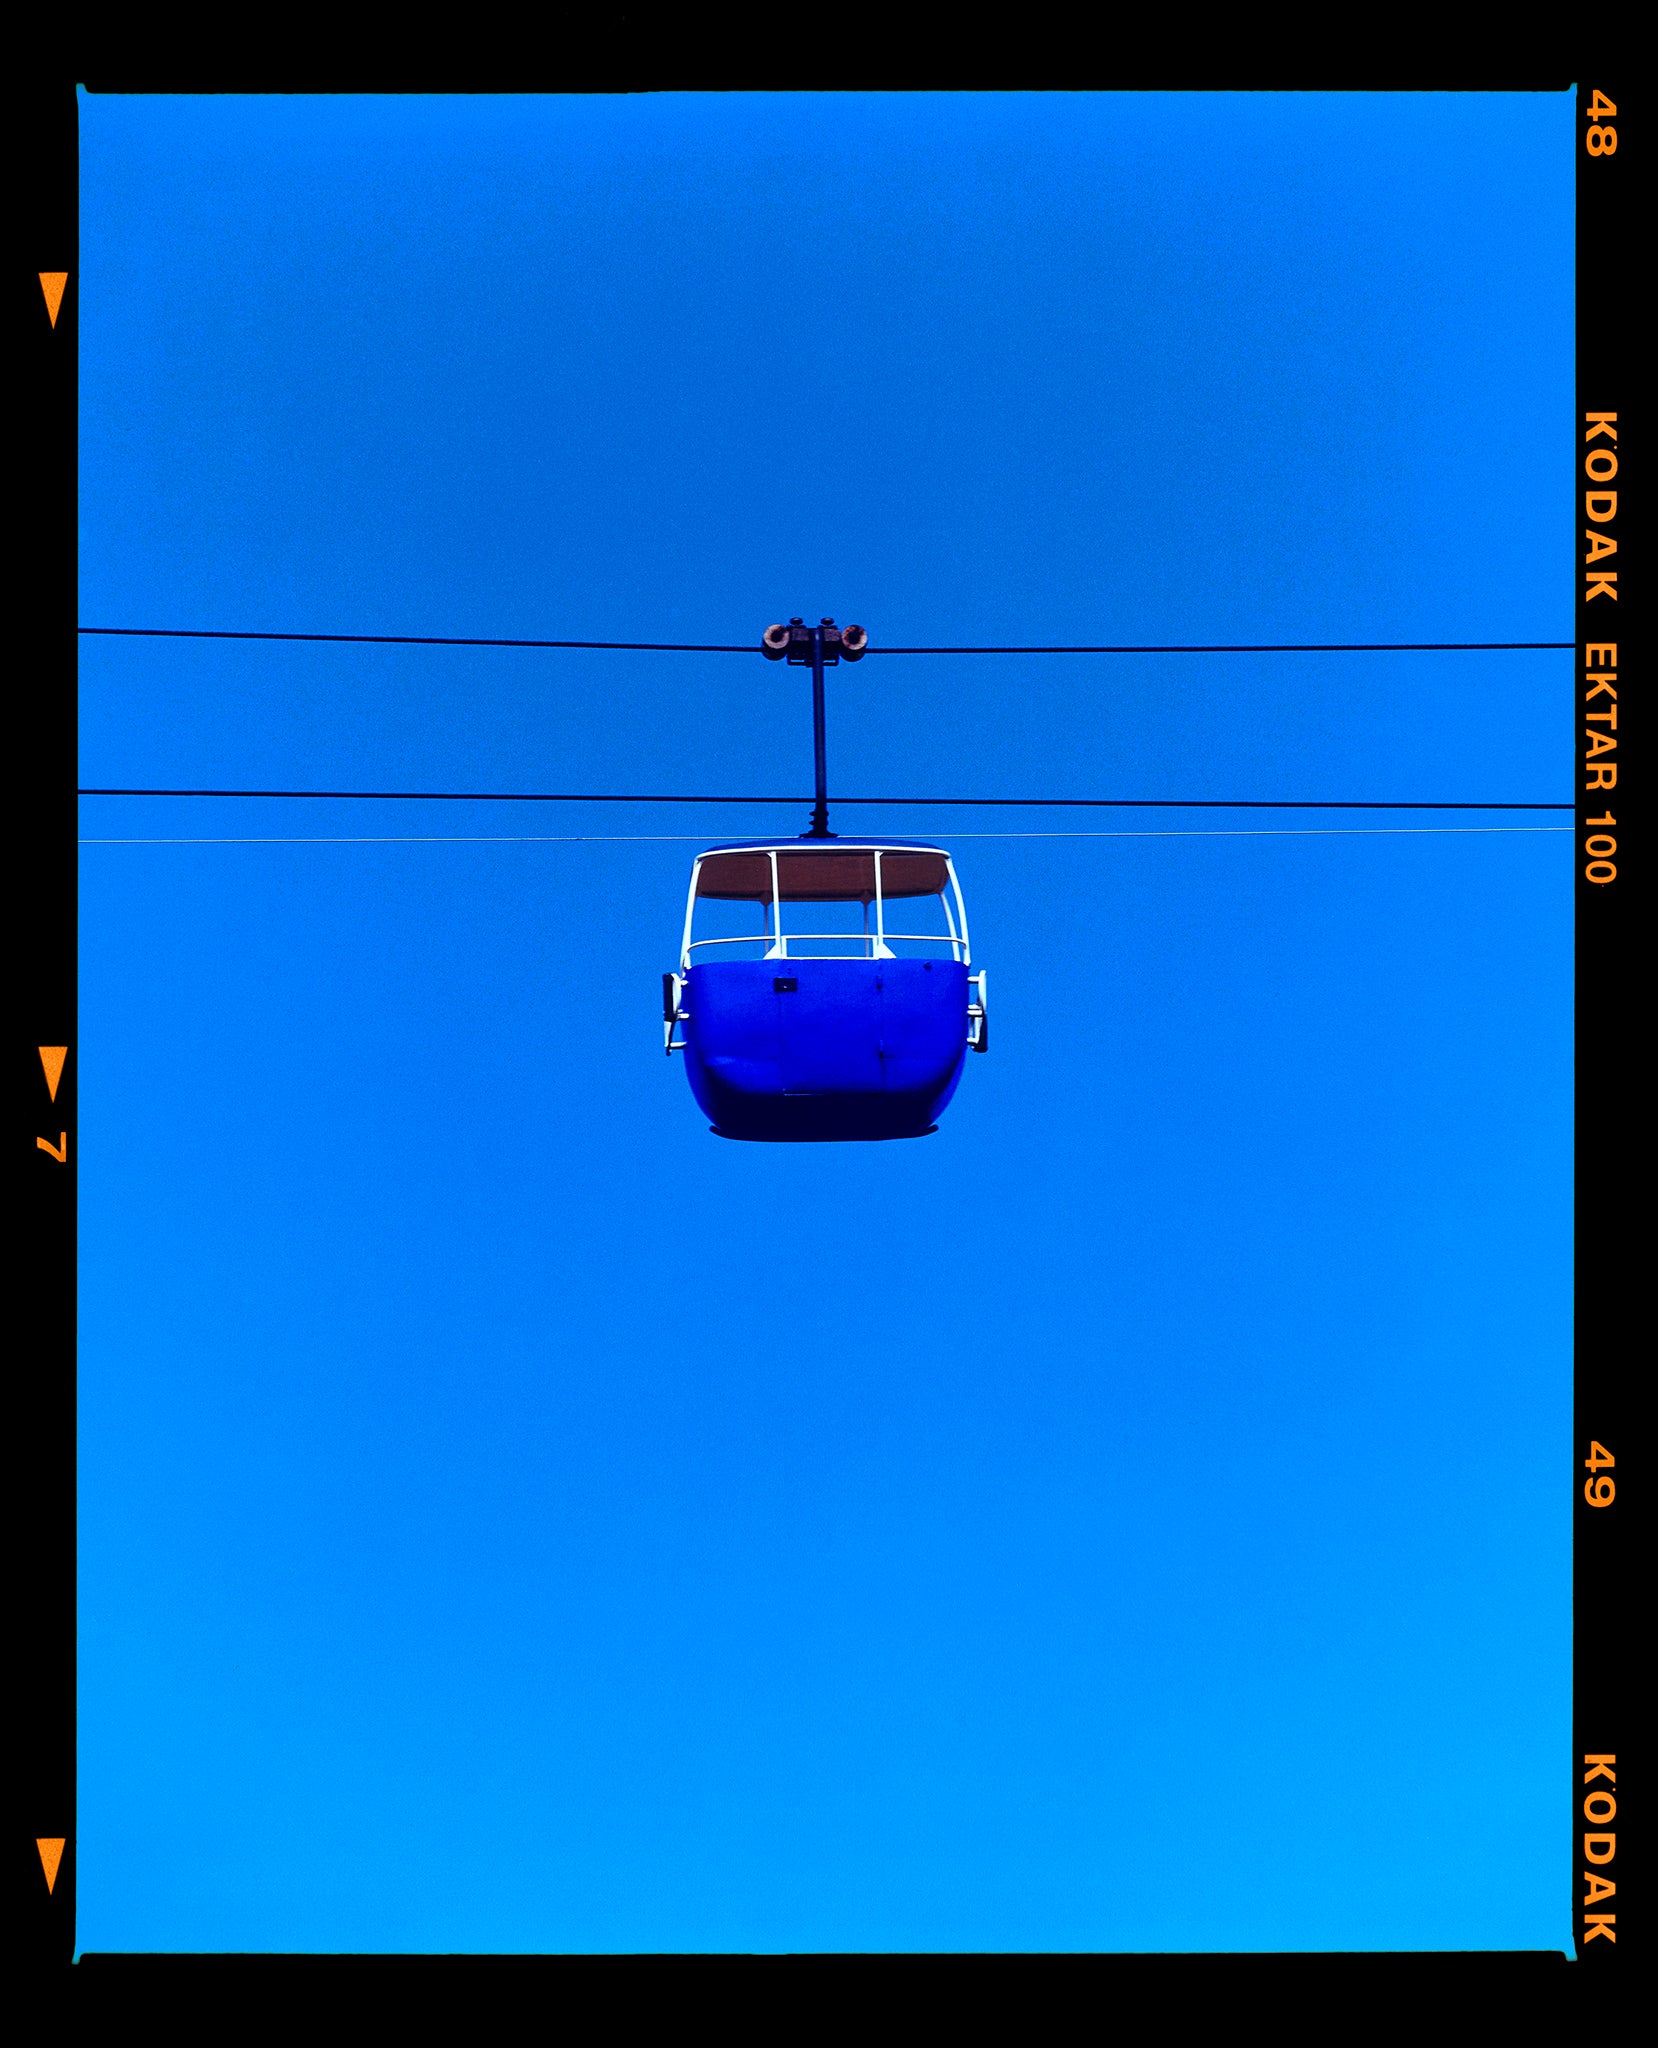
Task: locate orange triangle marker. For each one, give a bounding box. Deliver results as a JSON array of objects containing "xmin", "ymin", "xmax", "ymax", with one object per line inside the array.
[
  {"xmin": 39, "ymin": 273, "xmax": 68, "ymax": 328},
  {"xmin": 40, "ymin": 1046, "xmax": 68, "ymax": 1102},
  {"xmin": 37, "ymin": 1838, "xmax": 65, "ymax": 1893}
]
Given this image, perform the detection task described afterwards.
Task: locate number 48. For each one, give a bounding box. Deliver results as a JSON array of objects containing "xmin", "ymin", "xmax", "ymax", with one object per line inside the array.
[{"xmin": 1587, "ymin": 92, "xmax": 1617, "ymax": 156}]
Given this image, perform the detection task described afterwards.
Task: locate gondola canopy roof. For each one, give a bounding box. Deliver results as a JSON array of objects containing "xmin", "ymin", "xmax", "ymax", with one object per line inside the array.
[{"xmin": 693, "ymin": 840, "xmax": 952, "ymax": 905}]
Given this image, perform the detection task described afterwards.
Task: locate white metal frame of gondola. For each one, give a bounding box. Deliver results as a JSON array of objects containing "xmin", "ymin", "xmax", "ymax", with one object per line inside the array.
[
  {"xmin": 668, "ymin": 840, "xmax": 987, "ymax": 1055},
  {"xmin": 677, "ymin": 844, "xmax": 972, "ymax": 970}
]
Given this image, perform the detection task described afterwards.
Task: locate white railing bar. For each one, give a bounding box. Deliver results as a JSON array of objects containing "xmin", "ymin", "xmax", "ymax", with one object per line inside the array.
[
  {"xmin": 946, "ymin": 860, "xmax": 972, "ymax": 963},
  {"xmin": 686, "ymin": 933, "xmax": 965, "ymax": 953},
  {"xmin": 680, "ymin": 859, "xmax": 702, "ymax": 971}
]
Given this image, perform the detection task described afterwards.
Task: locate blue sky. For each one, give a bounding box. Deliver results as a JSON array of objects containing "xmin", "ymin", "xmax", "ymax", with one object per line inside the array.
[{"xmin": 78, "ymin": 91, "xmax": 1573, "ymax": 1953}]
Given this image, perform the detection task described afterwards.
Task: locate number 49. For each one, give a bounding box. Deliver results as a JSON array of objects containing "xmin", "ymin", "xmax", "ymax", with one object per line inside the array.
[{"xmin": 1584, "ymin": 1441, "xmax": 1615, "ymax": 1507}]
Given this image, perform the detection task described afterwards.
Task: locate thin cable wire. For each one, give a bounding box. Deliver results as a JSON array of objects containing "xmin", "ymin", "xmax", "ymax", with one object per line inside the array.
[
  {"xmin": 79, "ymin": 788, "xmax": 1572, "ymax": 811},
  {"xmin": 79, "ymin": 627, "xmax": 756, "ymax": 653},
  {"xmin": 78, "ymin": 626, "xmax": 1574, "ymax": 655},
  {"xmin": 81, "ymin": 825, "xmax": 1575, "ymax": 845},
  {"xmin": 878, "ymin": 641, "xmax": 1574, "ymax": 655}
]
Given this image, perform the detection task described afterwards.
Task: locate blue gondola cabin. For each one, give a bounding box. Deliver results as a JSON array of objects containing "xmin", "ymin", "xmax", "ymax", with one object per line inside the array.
[{"xmin": 663, "ymin": 839, "xmax": 987, "ymax": 1140}]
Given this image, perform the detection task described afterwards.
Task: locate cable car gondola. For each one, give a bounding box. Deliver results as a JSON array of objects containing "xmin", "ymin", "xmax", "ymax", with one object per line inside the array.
[
  {"xmin": 662, "ymin": 619, "xmax": 987, "ymax": 1141},
  {"xmin": 664, "ymin": 837, "xmax": 986, "ymax": 1140}
]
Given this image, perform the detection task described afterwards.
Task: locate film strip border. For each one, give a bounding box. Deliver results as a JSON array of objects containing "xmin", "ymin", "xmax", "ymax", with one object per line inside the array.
[
  {"xmin": 1574, "ymin": 78, "xmax": 1629, "ymax": 1965},
  {"xmin": 16, "ymin": 80, "xmax": 78, "ymax": 1966},
  {"xmin": 11, "ymin": 70, "xmax": 1623, "ymax": 1976}
]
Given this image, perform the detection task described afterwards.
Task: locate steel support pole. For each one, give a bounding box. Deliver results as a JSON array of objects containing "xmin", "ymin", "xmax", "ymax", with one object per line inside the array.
[{"xmin": 807, "ymin": 625, "xmax": 832, "ymax": 837}]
